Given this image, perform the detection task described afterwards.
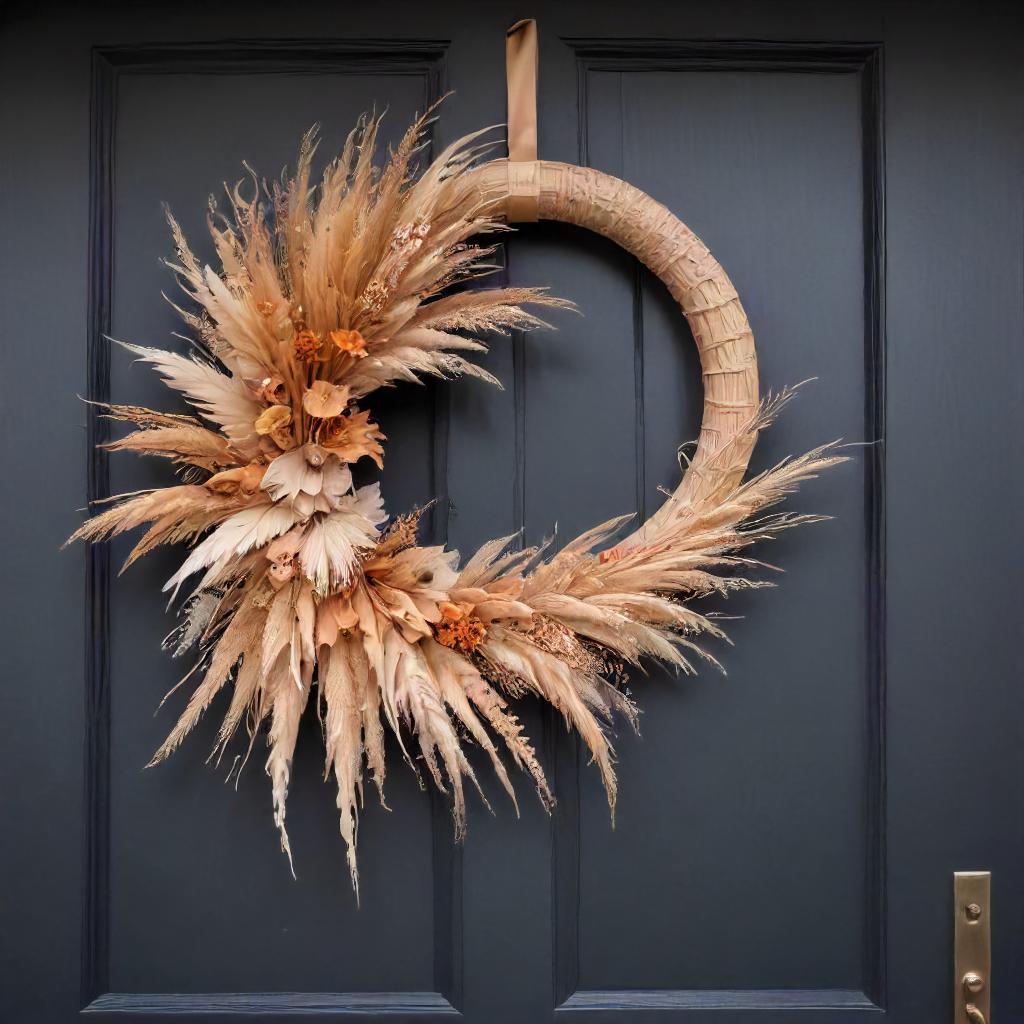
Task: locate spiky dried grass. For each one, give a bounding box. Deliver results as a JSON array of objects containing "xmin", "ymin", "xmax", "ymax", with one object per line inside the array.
[{"xmin": 67, "ymin": 108, "xmax": 843, "ymax": 894}]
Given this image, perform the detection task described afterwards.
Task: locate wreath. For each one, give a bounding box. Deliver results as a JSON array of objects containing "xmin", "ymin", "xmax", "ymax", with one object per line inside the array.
[{"xmin": 68, "ymin": 25, "xmax": 843, "ymax": 897}]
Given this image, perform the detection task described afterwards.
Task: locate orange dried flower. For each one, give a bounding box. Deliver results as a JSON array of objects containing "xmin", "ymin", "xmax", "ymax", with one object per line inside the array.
[
  {"xmin": 255, "ymin": 300, "xmax": 277, "ymax": 317},
  {"xmin": 293, "ymin": 328, "xmax": 323, "ymax": 362},
  {"xmin": 319, "ymin": 408, "xmax": 385, "ymax": 468},
  {"xmin": 330, "ymin": 328, "xmax": 368, "ymax": 358},
  {"xmin": 435, "ymin": 608, "xmax": 487, "ymax": 654}
]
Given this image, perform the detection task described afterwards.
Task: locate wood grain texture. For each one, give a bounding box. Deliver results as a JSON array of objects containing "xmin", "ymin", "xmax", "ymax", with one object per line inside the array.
[
  {"xmin": 558, "ymin": 988, "xmax": 881, "ymax": 1010},
  {"xmin": 82, "ymin": 991, "xmax": 458, "ymax": 1022}
]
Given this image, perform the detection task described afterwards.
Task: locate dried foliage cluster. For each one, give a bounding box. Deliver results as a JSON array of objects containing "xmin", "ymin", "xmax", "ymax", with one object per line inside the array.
[{"xmin": 69, "ymin": 111, "xmax": 843, "ymax": 895}]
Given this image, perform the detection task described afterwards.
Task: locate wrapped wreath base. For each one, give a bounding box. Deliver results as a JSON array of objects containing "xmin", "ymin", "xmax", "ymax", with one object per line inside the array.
[{"xmin": 68, "ymin": 109, "xmax": 844, "ymax": 897}]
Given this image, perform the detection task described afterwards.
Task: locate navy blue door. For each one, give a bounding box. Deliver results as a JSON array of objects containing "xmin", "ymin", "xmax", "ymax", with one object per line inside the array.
[{"xmin": 1, "ymin": 3, "xmax": 1020, "ymax": 1022}]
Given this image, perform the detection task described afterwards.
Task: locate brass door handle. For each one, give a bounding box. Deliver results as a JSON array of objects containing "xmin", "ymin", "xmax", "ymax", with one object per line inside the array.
[
  {"xmin": 964, "ymin": 973, "xmax": 987, "ymax": 1024},
  {"xmin": 954, "ymin": 873, "xmax": 991, "ymax": 1024}
]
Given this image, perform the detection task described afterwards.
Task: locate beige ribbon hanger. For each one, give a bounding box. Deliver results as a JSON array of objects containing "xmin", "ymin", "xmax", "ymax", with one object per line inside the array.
[{"xmin": 505, "ymin": 18, "xmax": 541, "ymax": 222}]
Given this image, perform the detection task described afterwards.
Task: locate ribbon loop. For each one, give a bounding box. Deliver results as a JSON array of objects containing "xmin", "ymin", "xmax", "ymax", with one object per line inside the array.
[{"xmin": 505, "ymin": 18, "xmax": 540, "ymax": 222}]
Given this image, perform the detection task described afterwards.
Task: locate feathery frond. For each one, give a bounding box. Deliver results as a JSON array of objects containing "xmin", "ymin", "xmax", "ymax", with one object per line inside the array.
[{"xmin": 67, "ymin": 109, "xmax": 843, "ymax": 895}]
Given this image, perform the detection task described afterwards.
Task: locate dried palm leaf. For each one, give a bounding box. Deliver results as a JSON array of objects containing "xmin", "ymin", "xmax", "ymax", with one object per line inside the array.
[{"xmin": 67, "ymin": 108, "xmax": 844, "ymax": 896}]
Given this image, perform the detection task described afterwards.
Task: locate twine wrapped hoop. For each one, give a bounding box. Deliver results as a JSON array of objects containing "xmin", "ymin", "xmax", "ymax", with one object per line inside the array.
[
  {"xmin": 470, "ymin": 157, "xmax": 760, "ymax": 543},
  {"xmin": 468, "ymin": 19, "xmax": 761, "ymax": 549}
]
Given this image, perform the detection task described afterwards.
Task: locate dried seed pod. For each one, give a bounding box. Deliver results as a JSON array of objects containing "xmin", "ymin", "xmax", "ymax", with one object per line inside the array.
[{"xmin": 302, "ymin": 443, "xmax": 327, "ymax": 468}]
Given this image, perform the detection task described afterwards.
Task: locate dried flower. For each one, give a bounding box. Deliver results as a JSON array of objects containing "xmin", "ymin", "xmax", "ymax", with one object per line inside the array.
[
  {"xmin": 254, "ymin": 405, "xmax": 291, "ymax": 433},
  {"xmin": 205, "ymin": 462, "xmax": 267, "ymax": 496},
  {"xmin": 260, "ymin": 445, "xmax": 354, "ymax": 512},
  {"xmin": 254, "ymin": 404, "xmax": 295, "ymax": 450},
  {"xmin": 435, "ymin": 602, "xmax": 487, "ymax": 654},
  {"xmin": 254, "ymin": 375, "xmax": 288, "ymax": 405},
  {"xmin": 302, "ymin": 380, "xmax": 350, "ymax": 419},
  {"xmin": 319, "ymin": 408, "xmax": 385, "ymax": 468},
  {"xmin": 330, "ymin": 328, "xmax": 368, "ymax": 358},
  {"xmin": 255, "ymin": 300, "xmax": 277, "ymax": 317},
  {"xmin": 268, "ymin": 559, "xmax": 296, "ymax": 588},
  {"xmin": 293, "ymin": 328, "xmax": 323, "ymax": 362}
]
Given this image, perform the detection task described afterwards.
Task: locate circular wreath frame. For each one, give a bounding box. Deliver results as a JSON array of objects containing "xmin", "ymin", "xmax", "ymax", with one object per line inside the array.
[{"xmin": 474, "ymin": 158, "xmax": 759, "ymax": 547}]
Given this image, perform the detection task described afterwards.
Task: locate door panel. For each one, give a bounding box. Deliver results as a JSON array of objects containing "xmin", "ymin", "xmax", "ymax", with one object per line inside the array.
[
  {"xmin": 1, "ymin": 4, "xmax": 1021, "ymax": 1024},
  {"xmin": 90, "ymin": 45, "xmax": 460, "ymax": 1016},
  {"xmin": 108, "ymin": 64, "xmax": 437, "ymax": 997},
  {"xmin": 563, "ymin": 55, "xmax": 875, "ymax": 1007}
]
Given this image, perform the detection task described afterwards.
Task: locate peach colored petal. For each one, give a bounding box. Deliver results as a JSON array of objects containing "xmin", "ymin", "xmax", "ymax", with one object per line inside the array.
[{"xmin": 303, "ymin": 380, "xmax": 350, "ymax": 419}]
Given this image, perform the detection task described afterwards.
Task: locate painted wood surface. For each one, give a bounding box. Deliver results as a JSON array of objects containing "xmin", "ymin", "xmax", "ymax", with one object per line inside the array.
[{"xmin": 0, "ymin": 2, "xmax": 1020, "ymax": 1022}]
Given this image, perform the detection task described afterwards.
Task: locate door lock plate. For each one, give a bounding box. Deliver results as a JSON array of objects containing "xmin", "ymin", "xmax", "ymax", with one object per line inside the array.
[{"xmin": 954, "ymin": 872, "xmax": 991, "ymax": 1024}]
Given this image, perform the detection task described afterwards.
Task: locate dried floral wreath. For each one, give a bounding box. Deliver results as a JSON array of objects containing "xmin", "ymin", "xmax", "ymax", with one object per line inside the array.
[{"xmin": 68, "ymin": 109, "xmax": 844, "ymax": 896}]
